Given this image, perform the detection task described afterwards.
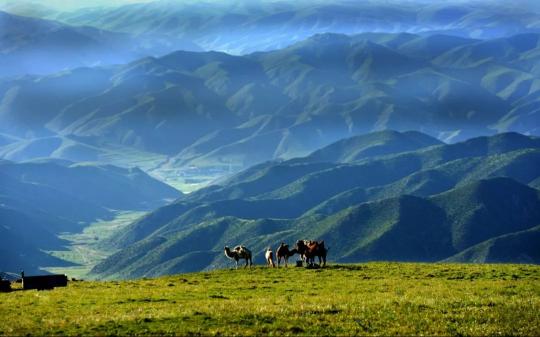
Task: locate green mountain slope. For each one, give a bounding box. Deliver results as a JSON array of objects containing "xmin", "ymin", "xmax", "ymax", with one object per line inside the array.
[
  {"xmin": 92, "ymin": 132, "xmax": 540, "ymax": 278},
  {"xmin": 432, "ymin": 178, "xmax": 540, "ymax": 251},
  {"xmin": 308, "ymin": 147, "xmax": 540, "ymax": 216},
  {"xmin": 110, "ymin": 132, "xmax": 540, "ymax": 250},
  {"xmin": 300, "ymin": 130, "xmax": 442, "ymax": 163},
  {"xmin": 93, "ymin": 177, "xmax": 540, "ymax": 278},
  {"xmin": 444, "ymin": 225, "xmax": 540, "ymax": 264}
]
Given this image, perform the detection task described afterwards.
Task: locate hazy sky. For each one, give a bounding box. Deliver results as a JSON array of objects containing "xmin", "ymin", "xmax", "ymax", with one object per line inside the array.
[
  {"xmin": 0, "ymin": 0, "xmax": 154, "ymax": 11},
  {"xmin": 55, "ymin": 0, "xmax": 154, "ymax": 9},
  {"xmin": 2, "ymin": 0, "xmax": 538, "ymax": 13}
]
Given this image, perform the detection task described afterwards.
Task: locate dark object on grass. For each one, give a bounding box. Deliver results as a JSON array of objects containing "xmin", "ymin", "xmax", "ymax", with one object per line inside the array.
[
  {"xmin": 22, "ymin": 274, "xmax": 68, "ymax": 290},
  {"xmin": 0, "ymin": 279, "xmax": 11, "ymax": 292},
  {"xmin": 296, "ymin": 260, "xmax": 303, "ymax": 267}
]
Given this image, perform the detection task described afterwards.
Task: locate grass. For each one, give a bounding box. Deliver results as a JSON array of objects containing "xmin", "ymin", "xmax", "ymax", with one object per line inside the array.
[
  {"xmin": 1, "ymin": 263, "xmax": 539, "ymax": 336},
  {"xmin": 150, "ymin": 168, "xmax": 214, "ymax": 193},
  {"xmin": 43, "ymin": 211, "xmax": 147, "ymax": 279},
  {"xmin": 149, "ymin": 164, "xmax": 232, "ymax": 193}
]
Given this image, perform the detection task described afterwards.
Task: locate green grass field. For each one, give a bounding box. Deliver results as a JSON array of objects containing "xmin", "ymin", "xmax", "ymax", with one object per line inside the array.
[{"xmin": 1, "ymin": 263, "xmax": 539, "ymax": 336}]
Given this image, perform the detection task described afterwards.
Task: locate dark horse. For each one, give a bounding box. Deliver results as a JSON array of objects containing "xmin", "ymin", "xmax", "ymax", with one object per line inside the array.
[{"xmin": 296, "ymin": 240, "xmax": 327, "ymax": 266}]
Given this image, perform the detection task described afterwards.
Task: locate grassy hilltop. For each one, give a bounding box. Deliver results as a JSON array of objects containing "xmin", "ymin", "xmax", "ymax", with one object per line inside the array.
[{"xmin": 1, "ymin": 263, "xmax": 539, "ymax": 336}]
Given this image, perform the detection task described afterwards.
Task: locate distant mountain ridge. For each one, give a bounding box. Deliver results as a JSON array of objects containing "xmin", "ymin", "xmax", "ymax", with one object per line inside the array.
[
  {"xmin": 91, "ymin": 131, "xmax": 540, "ymax": 278},
  {"xmin": 0, "ymin": 10, "xmax": 201, "ymax": 76},
  {"xmin": 45, "ymin": 0, "xmax": 540, "ymax": 54},
  {"xmin": 300, "ymin": 130, "xmax": 443, "ymax": 163},
  {"xmin": 1, "ymin": 32, "xmax": 539, "ymax": 178}
]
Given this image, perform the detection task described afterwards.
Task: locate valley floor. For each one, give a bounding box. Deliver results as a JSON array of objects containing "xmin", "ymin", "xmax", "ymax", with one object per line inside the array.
[
  {"xmin": 42, "ymin": 211, "xmax": 148, "ymax": 279},
  {"xmin": 1, "ymin": 263, "xmax": 539, "ymax": 336}
]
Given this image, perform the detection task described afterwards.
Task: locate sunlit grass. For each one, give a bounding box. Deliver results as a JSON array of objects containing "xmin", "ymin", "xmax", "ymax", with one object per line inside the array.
[{"xmin": 1, "ymin": 263, "xmax": 539, "ymax": 336}]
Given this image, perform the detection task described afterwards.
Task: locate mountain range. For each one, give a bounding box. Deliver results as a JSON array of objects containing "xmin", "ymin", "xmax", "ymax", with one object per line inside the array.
[
  {"xmin": 0, "ymin": 10, "xmax": 201, "ymax": 76},
  {"xmin": 1, "ymin": 31, "xmax": 539, "ymax": 184},
  {"xmin": 91, "ymin": 131, "xmax": 540, "ymax": 278},
  {"xmin": 1, "ymin": 0, "xmax": 539, "ymax": 278},
  {"xmin": 46, "ymin": 0, "xmax": 540, "ymax": 54}
]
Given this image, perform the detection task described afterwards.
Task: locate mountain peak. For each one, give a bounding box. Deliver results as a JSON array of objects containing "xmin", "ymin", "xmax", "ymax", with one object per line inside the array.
[
  {"xmin": 302, "ymin": 130, "xmax": 442, "ymax": 164},
  {"xmin": 308, "ymin": 33, "xmax": 351, "ymax": 44}
]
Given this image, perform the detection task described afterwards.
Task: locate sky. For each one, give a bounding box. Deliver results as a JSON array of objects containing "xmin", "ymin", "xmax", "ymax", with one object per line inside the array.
[
  {"xmin": 48, "ymin": 0, "xmax": 152, "ymax": 8},
  {"xmin": 1, "ymin": 0, "xmax": 538, "ymax": 14},
  {"xmin": 0, "ymin": 0, "xmax": 154, "ymax": 11},
  {"xmin": 0, "ymin": 0, "xmax": 540, "ymax": 11}
]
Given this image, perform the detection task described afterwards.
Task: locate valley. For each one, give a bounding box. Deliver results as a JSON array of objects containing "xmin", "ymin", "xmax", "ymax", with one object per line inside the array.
[
  {"xmin": 0, "ymin": 158, "xmax": 180, "ymax": 274},
  {"xmin": 43, "ymin": 210, "xmax": 147, "ymax": 279}
]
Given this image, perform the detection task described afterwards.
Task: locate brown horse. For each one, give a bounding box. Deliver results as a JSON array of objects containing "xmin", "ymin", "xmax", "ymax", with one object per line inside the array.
[
  {"xmin": 276, "ymin": 242, "xmax": 298, "ymax": 267},
  {"xmin": 296, "ymin": 240, "xmax": 327, "ymax": 266}
]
